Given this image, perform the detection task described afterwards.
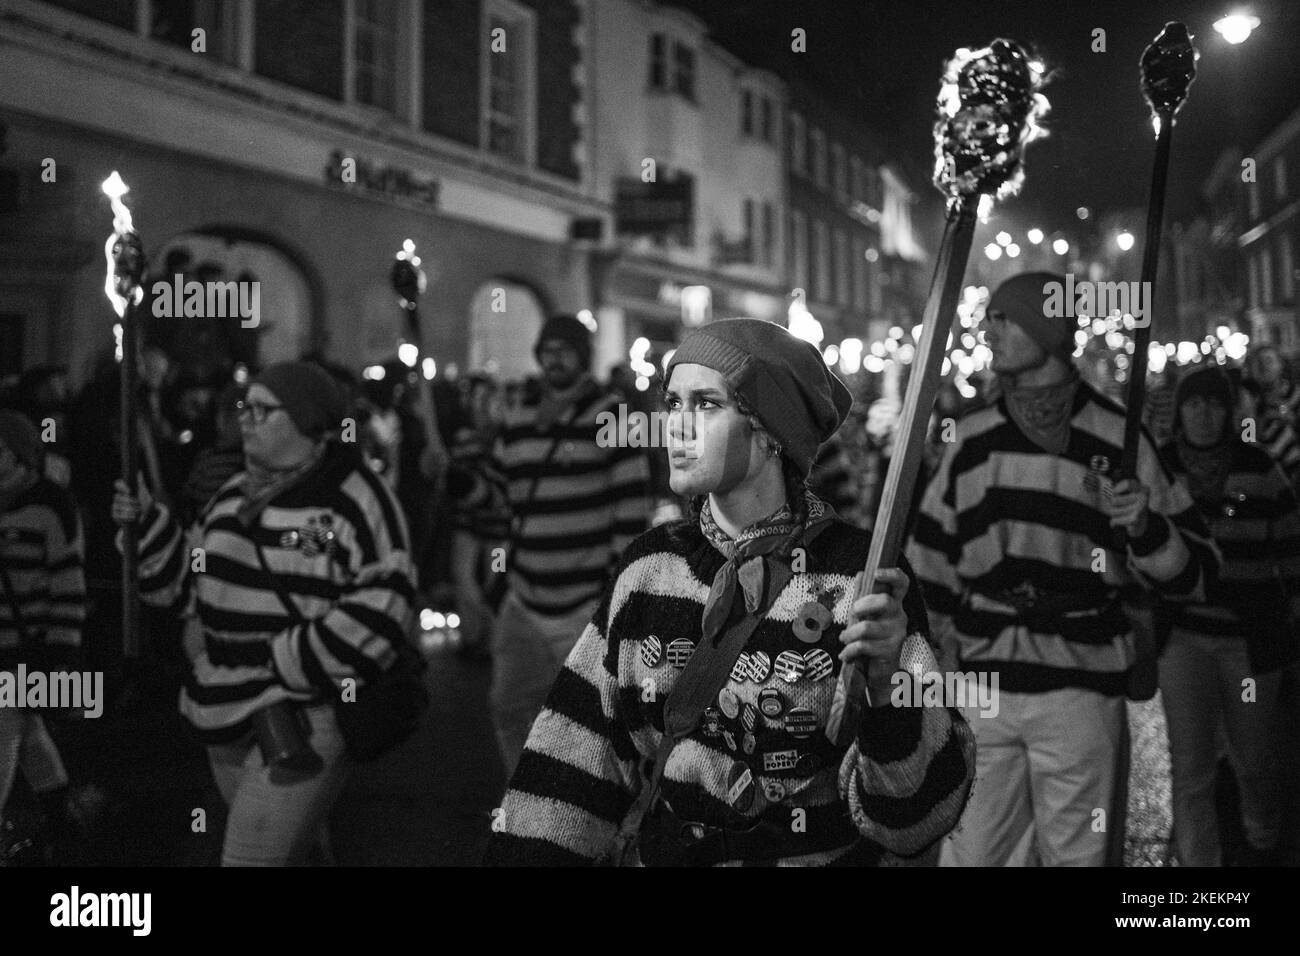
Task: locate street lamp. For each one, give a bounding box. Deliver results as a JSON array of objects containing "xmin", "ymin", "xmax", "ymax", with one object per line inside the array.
[
  {"xmin": 984, "ymin": 243, "xmax": 1002, "ymax": 260},
  {"xmin": 1027, "ymin": 228, "xmax": 1044, "ymax": 244},
  {"xmin": 1213, "ymin": 13, "xmax": 1260, "ymax": 44},
  {"xmin": 1116, "ymin": 231, "xmax": 1135, "ymax": 251},
  {"xmin": 1052, "ymin": 238, "xmax": 1069, "ymax": 255}
]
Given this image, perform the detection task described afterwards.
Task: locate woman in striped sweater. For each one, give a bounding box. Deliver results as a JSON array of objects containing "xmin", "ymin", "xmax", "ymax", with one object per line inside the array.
[
  {"xmin": 485, "ymin": 319, "xmax": 975, "ymax": 866},
  {"xmin": 1158, "ymin": 365, "xmax": 1300, "ymax": 866},
  {"xmin": 113, "ymin": 363, "xmax": 416, "ymax": 866}
]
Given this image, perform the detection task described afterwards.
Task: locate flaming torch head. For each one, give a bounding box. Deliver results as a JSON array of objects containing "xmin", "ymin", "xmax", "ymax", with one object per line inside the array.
[
  {"xmin": 933, "ymin": 39, "xmax": 1049, "ymax": 212},
  {"xmin": 101, "ymin": 172, "xmax": 146, "ymax": 318},
  {"xmin": 390, "ymin": 238, "xmax": 426, "ymax": 311},
  {"xmin": 1141, "ymin": 21, "xmax": 1197, "ymax": 121}
]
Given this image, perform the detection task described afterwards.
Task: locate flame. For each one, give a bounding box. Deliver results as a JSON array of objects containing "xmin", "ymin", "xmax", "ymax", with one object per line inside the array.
[
  {"xmin": 101, "ymin": 171, "xmax": 134, "ymax": 234},
  {"xmin": 397, "ymin": 238, "xmax": 421, "ymax": 267}
]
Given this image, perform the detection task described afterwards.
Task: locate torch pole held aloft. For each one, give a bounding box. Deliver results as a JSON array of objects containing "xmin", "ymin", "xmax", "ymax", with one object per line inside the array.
[
  {"xmin": 103, "ymin": 171, "xmax": 146, "ymax": 659},
  {"xmin": 1119, "ymin": 21, "xmax": 1197, "ymax": 485},
  {"xmin": 825, "ymin": 39, "xmax": 1049, "ymax": 747}
]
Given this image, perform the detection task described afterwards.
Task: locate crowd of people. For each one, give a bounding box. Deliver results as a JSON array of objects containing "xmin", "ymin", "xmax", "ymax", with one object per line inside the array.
[{"xmin": 2, "ymin": 269, "xmax": 1299, "ymax": 866}]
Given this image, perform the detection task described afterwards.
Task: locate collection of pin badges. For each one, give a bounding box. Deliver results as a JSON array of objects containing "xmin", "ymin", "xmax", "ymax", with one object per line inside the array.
[{"xmin": 639, "ymin": 629, "xmax": 839, "ymax": 809}]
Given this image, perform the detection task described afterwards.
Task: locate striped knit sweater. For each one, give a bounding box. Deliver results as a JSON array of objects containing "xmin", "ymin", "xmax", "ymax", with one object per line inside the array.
[
  {"xmin": 129, "ymin": 442, "xmax": 417, "ymax": 741},
  {"xmin": 1159, "ymin": 438, "xmax": 1300, "ymax": 672},
  {"xmin": 465, "ymin": 379, "xmax": 652, "ymax": 615},
  {"xmin": 483, "ymin": 518, "xmax": 976, "ymax": 866},
  {"xmin": 907, "ymin": 381, "xmax": 1220, "ymax": 697},
  {"xmin": 0, "ymin": 478, "xmax": 84, "ymax": 671}
]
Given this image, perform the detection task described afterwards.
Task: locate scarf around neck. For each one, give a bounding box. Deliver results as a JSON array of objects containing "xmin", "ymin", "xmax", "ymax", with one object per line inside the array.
[
  {"xmin": 698, "ymin": 492, "xmax": 832, "ymax": 648},
  {"xmin": 237, "ymin": 442, "xmax": 326, "ymax": 526},
  {"xmin": 1003, "ymin": 371, "xmax": 1080, "ymax": 454}
]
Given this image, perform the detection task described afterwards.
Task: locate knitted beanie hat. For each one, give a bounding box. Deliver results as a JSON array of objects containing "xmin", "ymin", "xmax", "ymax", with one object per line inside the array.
[
  {"xmin": 250, "ymin": 362, "xmax": 346, "ymax": 439},
  {"xmin": 987, "ymin": 271, "xmax": 1076, "ymax": 363},
  {"xmin": 1174, "ymin": 365, "xmax": 1236, "ymax": 436},
  {"xmin": 534, "ymin": 314, "xmax": 593, "ymax": 369},
  {"xmin": 666, "ymin": 318, "xmax": 853, "ymax": 476},
  {"xmin": 0, "ymin": 410, "xmax": 44, "ymax": 473}
]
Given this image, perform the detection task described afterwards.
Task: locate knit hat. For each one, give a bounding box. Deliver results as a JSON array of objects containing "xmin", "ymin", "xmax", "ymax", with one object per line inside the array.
[
  {"xmin": 1174, "ymin": 366, "xmax": 1235, "ymax": 443},
  {"xmin": 0, "ymin": 410, "xmax": 44, "ymax": 474},
  {"xmin": 987, "ymin": 271, "xmax": 1076, "ymax": 363},
  {"xmin": 250, "ymin": 362, "xmax": 346, "ymax": 439},
  {"xmin": 666, "ymin": 318, "xmax": 853, "ymax": 476},
  {"xmin": 534, "ymin": 314, "xmax": 593, "ymax": 369}
]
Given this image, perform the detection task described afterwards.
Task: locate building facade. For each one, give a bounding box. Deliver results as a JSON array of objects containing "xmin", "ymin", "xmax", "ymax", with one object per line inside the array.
[{"xmin": 0, "ymin": 0, "xmax": 603, "ymax": 384}]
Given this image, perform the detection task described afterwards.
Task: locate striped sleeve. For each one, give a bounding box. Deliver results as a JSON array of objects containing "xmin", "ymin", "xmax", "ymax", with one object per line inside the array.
[
  {"xmin": 483, "ymin": 588, "xmax": 641, "ymax": 866},
  {"xmin": 123, "ymin": 501, "xmax": 190, "ymax": 609},
  {"xmin": 907, "ymin": 439, "xmax": 963, "ymax": 622},
  {"xmin": 41, "ymin": 490, "xmax": 85, "ymax": 668},
  {"xmin": 1263, "ymin": 462, "xmax": 1300, "ymax": 617},
  {"xmin": 839, "ymin": 555, "xmax": 975, "ymax": 857},
  {"xmin": 1126, "ymin": 431, "xmax": 1220, "ymax": 603},
  {"xmin": 608, "ymin": 444, "xmax": 651, "ymax": 561},
  {"xmin": 269, "ymin": 469, "xmax": 416, "ymax": 694}
]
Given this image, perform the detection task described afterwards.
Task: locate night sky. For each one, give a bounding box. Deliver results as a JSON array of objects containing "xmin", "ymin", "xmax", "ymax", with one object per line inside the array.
[{"xmin": 671, "ymin": 0, "xmax": 1299, "ymax": 237}]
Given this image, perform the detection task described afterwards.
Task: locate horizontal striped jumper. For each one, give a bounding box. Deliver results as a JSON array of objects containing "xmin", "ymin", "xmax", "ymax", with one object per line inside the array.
[
  {"xmin": 464, "ymin": 380, "xmax": 651, "ymax": 615},
  {"xmin": 1160, "ymin": 438, "xmax": 1300, "ymax": 672},
  {"xmin": 483, "ymin": 519, "xmax": 976, "ymax": 866},
  {"xmin": 0, "ymin": 479, "xmax": 84, "ymax": 671},
  {"xmin": 130, "ymin": 443, "xmax": 416, "ymax": 742},
  {"xmin": 908, "ymin": 382, "xmax": 1220, "ymax": 696}
]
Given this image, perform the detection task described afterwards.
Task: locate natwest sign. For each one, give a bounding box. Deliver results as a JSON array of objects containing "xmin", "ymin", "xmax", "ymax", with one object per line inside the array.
[{"xmin": 324, "ymin": 150, "xmax": 440, "ymax": 209}]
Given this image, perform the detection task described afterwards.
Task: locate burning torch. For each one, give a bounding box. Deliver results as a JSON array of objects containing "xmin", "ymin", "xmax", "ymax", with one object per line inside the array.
[
  {"xmin": 825, "ymin": 40, "xmax": 1049, "ymax": 746},
  {"xmin": 102, "ymin": 171, "xmax": 146, "ymax": 658}
]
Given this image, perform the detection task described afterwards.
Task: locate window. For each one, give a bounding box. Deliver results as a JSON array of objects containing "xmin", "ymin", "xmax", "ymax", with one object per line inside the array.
[
  {"xmin": 853, "ymin": 238, "xmax": 868, "ymax": 310},
  {"xmin": 762, "ymin": 202, "xmax": 775, "ymax": 267},
  {"xmin": 352, "ymin": 0, "xmax": 397, "ymax": 111},
  {"xmin": 1249, "ymin": 252, "xmax": 1261, "ymax": 308},
  {"xmin": 1275, "ymin": 156, "xmax": 1289, "ymax": 201},
  {"xmin": 814, "ymin": 219, "xmax": 831, "ymax": 302},
  {"xmin": 1248, "ymin": 179, "xmax": 1261, "ymax": 222},
  {"xmin": 1261, "ymin": 246, "xmax": 1274, "ymax": 306},
  {"xmin": 742, "ymin": 90, "xmax": 754, "ymax": 135},
  {"xmin": 743, "ymin": 198, "xmax": 755, "ymax": 261},
  {"xmin": 481, "ymin": 0, "xmax": 535, "ymax": 163},
  {"xmin": 1279, "ymin": 234, "xmax": 1295, "ymax": 301},
  {"xmin": 256, "ymin": 0, "xmax": 345, "ymax": 100},
  {"xmin": 834, "ymin": 229, "xmax": 850, "ymax": 305},
  {"xmin": 831, "ymin": 143, "xmax": 846, "ymax": 199},
  {"xmin": 810, "ymin": 127, "xmax": 827, "ymax": 190},
  {"xmin": 790, "ymin": 210, "xmax": 809, "ymax": 292},
  {"xmin": 649, "ymin": 33, "xmax": 695, "ymax": 101},
  {"xmin": 149, "ymin": 0, "xmax": 240, "ymax": 65},
  {"xmin": 789, "ymin": 112, "xmax": 807, "ymax": 174},
  {"xmin": 44, "ymin": 0, "xmax": 133, "ymax": 29},
  {"xmin": 649, "ymin": 34, "xmax": 667, "ymax": 89},
  {"xmin": 673, "ymin": 43, "xmax": 696, "ymax": 99},
  {"xmin": 760, "ymin": 96, "xmax": 774, "ymax": 142},
  {"xmin": 850, "ymin": 156, "xmax": 864, "ymax": 202}
]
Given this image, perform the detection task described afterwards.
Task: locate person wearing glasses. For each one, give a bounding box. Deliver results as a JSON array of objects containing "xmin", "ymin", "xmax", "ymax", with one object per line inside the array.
[
  {"xmin": 112, "ymin": 361, "xmax": 416, "ymax": 866},
  {"xmin": 908, "ymin": 272, "xmax": 1220, "ymax": 866}
]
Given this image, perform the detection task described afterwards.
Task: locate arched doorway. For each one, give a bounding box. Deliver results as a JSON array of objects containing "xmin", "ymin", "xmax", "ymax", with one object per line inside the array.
[
  {"xmin": 149, "ymin": 230, "xmax": 315, "ymax": 374},
  {"xmin": 468, "ymin": 279, "xmax": 547, "ymax": 381}
]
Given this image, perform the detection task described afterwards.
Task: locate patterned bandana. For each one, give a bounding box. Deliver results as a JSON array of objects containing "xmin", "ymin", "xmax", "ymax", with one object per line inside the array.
[
  {"xmin": 237, "ymin": 442, "xmax": 326, "ymax": 527},
  {"xmin": 1003, "ymin": 371, "xmax": 1080, "ymax": 454},
  {"xmin": 698, "ymin": 492, "xmax": 831, "ymax": 649}
]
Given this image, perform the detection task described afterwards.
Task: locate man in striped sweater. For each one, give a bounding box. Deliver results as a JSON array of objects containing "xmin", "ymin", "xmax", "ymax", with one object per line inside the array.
[
  {"xmin": 459, "ymin": 315, "xmax": 651, "ymax": 777},
  {"xmin": 485, "ymin": 319, "xmax": 974, "ymax": 866},
  {"xmin": 909, "ymin": 273, "xmax": 1220, "ymax": 866},
  {"xmin": 113, "ymin": 362, "xmax": 416, "ymax": 866},
  {"xmin": 0, "ymin": 410, "xmax": 86, "ymax": 855}
]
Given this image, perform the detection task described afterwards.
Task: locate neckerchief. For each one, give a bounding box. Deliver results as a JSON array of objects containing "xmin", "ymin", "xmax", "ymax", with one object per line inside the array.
[
  {"xmin": 1176, "ymin": 436, "xmax": 1233, "ymax": 509},
  {"xmin": 237, "ymin": 442, "xmax": 326, "ymax": 527},
  {"xmin": 1003, "ymin": 371, "xmax": 1080, "ymax": 454},
  {"xmin": 698, "ymin": 491, "xmax": 832, "ymax": 649},
  {"xmin": 533, "ymin": 375, "xmax": 599, "ymax": 434}
]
